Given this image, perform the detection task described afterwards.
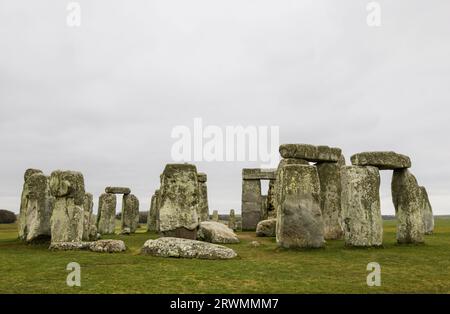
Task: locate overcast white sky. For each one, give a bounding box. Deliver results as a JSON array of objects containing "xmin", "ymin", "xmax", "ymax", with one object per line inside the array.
[{"xmin": 1, "ymin": 0, "xmax": 449, "ymax": 215}]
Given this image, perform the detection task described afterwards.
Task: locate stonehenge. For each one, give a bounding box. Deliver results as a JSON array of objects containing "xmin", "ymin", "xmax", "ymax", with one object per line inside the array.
[
  {"xmin": 256, "ymin": 218, "xmax": 276, "ymax": 237},
  {"xmin": 121, "ymin": 193, "xmax": 140, "ymax": 234},
  {"xmin": 197, "ymin": 221, "xmax": 239, "ymax": 244},
  {"xmin": 97, "ymin": 193, "xmax": 117, "ymax": 235},
  {"xmin": 228, "ymin": 209, "xmax": 236, "ymax": 230},
  {"xmin": 197, "ymin": 172, "xmax": 209, "ymax": 222}
]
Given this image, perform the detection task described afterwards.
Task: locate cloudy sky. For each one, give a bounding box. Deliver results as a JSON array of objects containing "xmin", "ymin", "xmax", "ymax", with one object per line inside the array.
[{"xmin": 1, "ymin": 0, "xmax": 449, "ymax": 215}]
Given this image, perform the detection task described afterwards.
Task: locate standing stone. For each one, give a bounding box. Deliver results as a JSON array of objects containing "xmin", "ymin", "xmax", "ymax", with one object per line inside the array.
[
  {"xmin": 351, "ymin": 151, "xmax": 411, "ymax": 170},
  {"xmin": 392, "ymin": 169, "xmax": 424, "ymax": 244},
  {"xmin": 82, "ymin": 193, "xmax": 97, "ymax": 241},
  {"xmin": 420, "ymin": 186, "xmax": 434, "ymax": 235},
  {"xmin": 121, "ymin": 194, "xmax": 140, "ymax": 234},
  {"xmin": 212, "ymin": 210, "xmax": 219, "ymax": 222},
  {"xmin": 49, "ymin": 170, "xmax": 85, "ymax": 243},
  {"xmin": 241, "ymin": 178, "xmax": 261, "ymax": 230},
  {"xmin": 276, "ymin": 164, "xmax": 324, "ymax": 248},
  {"xmin": 260, "ymin": 195, "xmax": 268, "ymax": 220},
  {"xmin": 228, "ymin": 209, "xmax": 236, "ymax": 230},
  {"xmin": 341, "ymin": 166, "xmax": 383, "ymax": 247},
  {"xmin": 18, "ymin": 169, "xmax": 54, "ymax": 242},
  {"xmin": 197, "ymin": 173, "xmax": 209, "ymax": 222},
  {"xmin": 158, "ymin": 164, "xmax": 200, "ymax": 239},
  {"xmin": 256, "ymin": 218, "xmax": 277, "ymax": 237},
  {"xmin": 147, "ymin": 190, "xmax": 159, "ymax": 232},
  {"xmin": 97, "ymin": 193, "xmax": 117, "ymax": 235},
  {"xmin": 267, "ymin": 180, "xmax": 276, "ymax": 218},
  {"xmin": 316, "ymin": 162, "xmax": 344, "ymax": 240}
]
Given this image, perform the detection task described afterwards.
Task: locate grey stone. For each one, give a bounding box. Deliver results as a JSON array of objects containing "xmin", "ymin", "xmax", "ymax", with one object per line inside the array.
[
  {"xmin": 49, "ymin": 241, "xmax": 91, "ymax": 250},
  {"xmin": 341, "ymin": 166, "xmax": 383, "ymax": 247},
  {"xmin": 89, "ymin": 239, "xmax": 126, "ymax": 253},
  {"xmin": 256, "ymin": 218, "xmax": 276, "ymax": 237},
  {"xmin": 420, "ymin": 186, "xmax": 434, "ymax": 235},
  {"xmin": 197, "ymin": 172, "xmax": 207, "ymax": 183},
  {"xmin": 317, "ymin": 162, "xmax": 344, "ymax": 240},
  {"xmin": 392, "ymin": 169, "xmax": 424, "ymax": 244},
  {"xmin": 82, "ymin": 193, "xmax": 97, "ymax": 241},
  {"xmin": 228, "ymin": 209, "xmax": 236, "ymax": 230},
  {"xmin": 276, "ymin": 164, "xmax": 324, "ymax": 248},
  {"xmin": 351, "ymin": 151, "xmax": 411, "ymax": 170},
  {"xmin": 241, "ymin": 179, "xmax": 261, "ymax": 230},
  {"xmin": 105, "ymin": 186, "xmax": 131, "ymax": 195},
  {"xmin": 212, "ymin": 210, "xmax": 219, "ymax": 222},
  {"xmin": 121, "ymin": 194, "xmax": 139, "ymax": 233},
  {"xmin": 242, "ymin": 168, "xmax": 277, "ymax": 180},
  {"xmin": 197, "ymin": 221, "xmax": 240, "ymax": 244},
  {"xmin": 147, "ymin": 190, "xmax": 160, "ymax": 232},
  {"xmin": 158, "ymin": 164, "xmax": 200, "ymax": 239},
  {"xmin": 141, "ymin": 237, "xmax": 237, "ymax": 259},
  {"xmin": 18, "ymin": 170, "xmax": 53, "ymax": 242},
  {"xmin": 97, "ymin": 193, "xmax": 117, "ymax": 235},
  {"xmin": 198, "ymin": 177, "xmax": 209, "ymax": 222},
  {"xmin": 279, "ymin": 144, "xmax": 342, "ymax": 162}
]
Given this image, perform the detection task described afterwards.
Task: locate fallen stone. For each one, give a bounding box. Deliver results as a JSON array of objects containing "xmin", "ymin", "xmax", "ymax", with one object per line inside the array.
[
  {"xmin": 197, "ymin": 221, "xmax": 239, "ymax": 244},
  {"xmin": 141, "ymin": 237, "xmax": 237, "ymax": 259},
  {"xmin": 351, "ymin": 151, "xmax": 411, "ymax": 170},
  {"xmin": 279, "ymin": 144, "xmax": 342, "ymax": 162},
  {"xmin": 276, "ymin": 164, "xmax": 325, "ymax": 248},
  {"xmin": 392, "ymin": 169, "xmax": 424, "ymax": 244},
  {"xmin": 105, "ymin": 187, "xmax": 131, "ymax": 195},
  {"xmin": 341, "ymin": 166, "xmax": 383, "ymax": 247},
  {"xmin": 420, "ymin": 186, "xmax": 434, "ymax": 235},
  {"xmin": 256, "ymin": 218, "xmax": 276, "ymax": 237},
  {"xmin": 97, "ymin": 193, "xmax": 117, "ymax": 235},
  {"xmin": 89, "ymin": 239, "xmax": 126, "ymax": 253},
  {"xmin": 198, "ymin": 174, "xmax": 209, "ymax": 222},
  {"xmin": 49, "ymin": 170, "xmax": 85, "ymax": 206}
]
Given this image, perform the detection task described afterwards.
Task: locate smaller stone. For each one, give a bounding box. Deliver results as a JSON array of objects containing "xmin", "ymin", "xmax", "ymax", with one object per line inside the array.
[
  {"xmin": 89, "ymin": 240, "xmax": 126, "ymax": 253},
  {"xmin": 256, "ymin": 219, "xmax": 276, "ymax": 237},
  {"xmin": 228, "ymin": 209, "xmax": 236, "ymax": 230},
  {"xmin": 351, "ymin": 151, "xmax": 411, "ymax": 170},
  {"xmin": 121, "ymin": 227, "xmax": 131, "ymax": 235},
  {"xmin": 212, "ymin": 210, "xmax": 219, "ymax": 222},
  {"xmin": 49, "ymin": 242, "xmax": 91, "ymax": 251},
  {"xmin": 105, "ymin": 187, "xmax": 131, "ymax": 195},
  {"xmin": 198, "ymin": 221, "xmax": 239, "ymax": 244},
  {"xmin": 250, "ymin": 241, "xmax": 261, "ymax": 247}
]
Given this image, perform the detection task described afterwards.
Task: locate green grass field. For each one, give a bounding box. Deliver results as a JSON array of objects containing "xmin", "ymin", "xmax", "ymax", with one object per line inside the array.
[{"xmin": 1, "ymin": 219, "xmax": 449, "ymax": 294}]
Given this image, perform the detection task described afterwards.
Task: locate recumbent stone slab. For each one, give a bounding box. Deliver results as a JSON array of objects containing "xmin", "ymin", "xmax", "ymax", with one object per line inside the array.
[
  {"xmin": 351, "ymin": 151, "xmax": 411, "ymax": 170},
  {"xmin": 279, "ymin": 144, "xmax": 342, "ymax": 162}
]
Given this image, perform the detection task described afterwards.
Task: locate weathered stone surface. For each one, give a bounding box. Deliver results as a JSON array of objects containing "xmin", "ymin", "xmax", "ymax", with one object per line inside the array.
[
  {"xmin": 89, "ymin": 239, "xmax": 126, "ymax": 253},
  {"xmin": 228, "ymin": 209, "xmax": 236, "ymax": 230},
  {"xmin": 197, "ymin": 221, "xmax": 240, "ymax": 244},
  {"xmin": 242, "ymin": 168, "xmax": 277, "ymax": 180},
  {"xmin": 0, "ymin": 209, "xmax": 16, "ymax": 224},
  {"xmin": 276, "ymin": 164, "xmax": 324, "ymax": 248},
  {"xmin": 141, "ymin": 237, "xmax": 237, "ymax": 259},
  {"xmin": 197, "ymin": 172, "xmax": 207, "ymax": 183},
  {"xmin": 18, "ymin": 170, "xmax": 53, "ymax": 242},
  {"xmin": 279, "ymin": 144, "xmax": 341, "ymax": 162},
  {"xmin": 212, "ymin": 210, "xmax": 219, "ymax": 222},
  {"xmin": 266, "ymin": 180, "xmax": 276, "ymax": 218},
  {"xmin": 241, "ymin": 179, "xmax": 261, "ymax": 230},
  {"xmin": 392, "ymin": 169, "xmax": 424, "ymax": 244},
  {"xmin": 82, "ymin": 193, "xmax": 97, "ymax": 241},
  {"xmin": 317, "ymin": 162, "xmax": 344, "ymax": 240},
  {"xmin": 420, "ymin": 186, "xmax": 434, "ymax": 235},
  {"xmin": 198, "ymin": 179, "xmax": 209, "ymax": 222},
  {"xmin": 97, "ymin": 193, "xmax": 117, "ymax": 235},
  {"xmin": 105, "ymin": 187, "xmax": 131, "ymax": 195},
  {"xmin": 256, "ymin": 218, "xmax": 276, "ymax": 237},
  {"xmin": 158, "ymin": 164, "xmax": 200, "ymax": 239},
  {"xmin": 49, "ymin": 170, "xmax": 85, "ymax": 206},
  {"xmin": 147, "ymin": 190, "xmax": 159, "ymax": 232},
  {"xmin": 121, "ymin": 194, "xmax": 139, "ymax": 233},
  {"xmin": 351, "ymin": 151, "xmax": 411, "ymax": 170},
  {"xmin": 49, "ymin": 241, "xmax": 91, "ymax": 251},
  {"xmin": 341, "ymin": 166, "xmax": 383, "ymax": 247}
]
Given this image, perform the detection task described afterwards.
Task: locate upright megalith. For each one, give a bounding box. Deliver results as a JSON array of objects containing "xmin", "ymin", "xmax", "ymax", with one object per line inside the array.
[
  {"xmin": 276, "ymin": 164, "xmax": 324, "ymax": 249},
  {"xmin": 197, "ymin": 172, "xmax": 209, "ymax": 222},
  {"xmin": 212, "ymin": 210, "xmax": 219, "ymax": 222},
  {"xmin": 266, "ymin": 180, "xmax": 276, "ymax": 218},
  {"xmin": 392, "ymin": 169, "xmax": 424, "ymax": 244},
  {"xmin": 97, "ymin": 193, "xmax": 117, "ymax": 235},
  {"xmin": 341, "ymin": 166, "xmax": 383, "ymax": 247},
  {"xmin": 18, "ymin": 169, "xmax": 54, "ymax": 242},
  {"xmin": 228, "ymin": 209, "xmax": 236, "ymax": 230},
  {"xmin": 82, "ymin": 193, "xmax": 97, "ymax": 241},
  {"xmin": 49, "ymin": 170, "xmax": 85, "ymax": 243},
  {"xmin": 158, "ymin": 164, "xmax": 200, "ymax": 239},
  {"xmin": 147, "ymin": 190, "xmax": 160, "ymax": 232},
  {"xmin": 316, "ymin": 161, "xmax": 344, "ymax": 240},
  {"xmin": 121, "ymin": 194, "xmax": 140, "ymax": 234},
  {"xmin": 420, "ymin": 186, "xmax": 434, "ymax": 235}
]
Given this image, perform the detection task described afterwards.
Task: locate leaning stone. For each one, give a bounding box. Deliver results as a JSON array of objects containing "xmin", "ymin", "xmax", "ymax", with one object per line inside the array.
[
  {"xmin": 121, "ymin": 194, "xmax": 139, "ymax": 233},
  {"xmin": 228, "ymin": 209, "xmax": 236, "ymax": 230},
  {"xmin": 341, "ymin": 166, "xmax": 383, "ymax": 247},
  {"xmin": 197, "ymin": 221, "xmax": 240, "ymax": 244},
  {"xmin": 351, "ymin": 151, "xmax": 411, "ymax": 170},
  {"xmin": 279, "ymin": 144, "xmax": 342, "ymax": 162},
  {"xmin": 141, "ymin": 237, "xmax": 237, "ymax": 259},
  {"xmin": 316, "ymin": 162, "xmax": 344, "ymax": 240},
  {"xmin": 158, "ymin": 164, "xmax": 200, "ymax": 239},
  {"xmin": 276, "ymin": 164, "xmax": 324, "ymax": 248},
  {"xmin": 256, "ymin": 218, "xmax": 276, "ymax": 237},
  {"xmin": 392, "ymin": 169, "xmax": 424, "ymax": 244},
  {"xmin": 420, "ymin": 186, "xmax": 434, "ymax": 235},
  {"xmin": 89, "ymin": 240, "xmax": 126, "ymax": 253},
  {"xmin": 97, "ymin": 193, "xmax": 117, "ymax": 235},
  {"xmin": 105, "ymin": 187, "xmax": 131, "ymax": 195},
  {"xmin": 18, "ymin": 170, "xmax": 53, "ymax": 242}
]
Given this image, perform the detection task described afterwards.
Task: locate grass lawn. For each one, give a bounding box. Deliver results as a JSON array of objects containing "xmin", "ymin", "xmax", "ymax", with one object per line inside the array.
[{"xmin": 1, "ymin": 219, "xmax": 449, "ymax": 294}]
